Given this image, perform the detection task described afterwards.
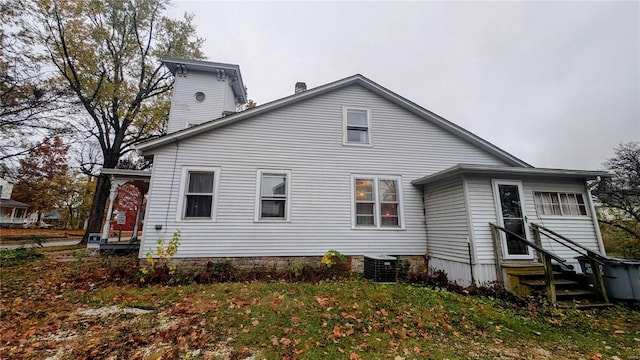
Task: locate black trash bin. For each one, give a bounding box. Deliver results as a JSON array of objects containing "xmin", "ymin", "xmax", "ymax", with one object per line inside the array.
[{"xmin": 577, "ymin": 256, "xmax": 640, "ymax": 301}]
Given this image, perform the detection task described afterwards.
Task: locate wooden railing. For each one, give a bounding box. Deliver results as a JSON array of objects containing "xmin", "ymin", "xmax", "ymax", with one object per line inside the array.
[
  {"xmin": 490, "ymin": 223, "xmax": 566, "ymax": 303},
  {"xmin": 530, "ymin": 223, "xmax": 609, "ymax": 303}
]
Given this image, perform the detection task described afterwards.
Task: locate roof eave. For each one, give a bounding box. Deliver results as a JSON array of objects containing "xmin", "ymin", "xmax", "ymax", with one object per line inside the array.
[{"xmin": 412, "ymin": 164, "xmax": 611, "ymax": 186}]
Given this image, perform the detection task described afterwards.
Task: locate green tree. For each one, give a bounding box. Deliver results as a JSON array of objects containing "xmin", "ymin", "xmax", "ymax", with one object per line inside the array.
[
  {"xmin": 593, "ymin": 141, "xmax": 640, "ymax": 259},
  {"xmin": 56, "ymin": 171, "xmax": 96, "ymax": 229},
  {"xmin": 21, "ymin": 0, "xmax": 205, "ymax": 241}
]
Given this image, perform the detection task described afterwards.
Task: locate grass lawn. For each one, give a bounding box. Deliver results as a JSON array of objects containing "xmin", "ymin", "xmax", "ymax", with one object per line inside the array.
[{"xmin": 1, "ymin": 249, "xmax": 639, "ymax": 359}]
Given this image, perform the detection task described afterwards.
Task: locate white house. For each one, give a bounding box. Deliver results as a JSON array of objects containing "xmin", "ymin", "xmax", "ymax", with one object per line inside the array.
[
  {"xmin": 133, "ymin": 58, "xmax": 609, "ymax": 293},
  {"xmin": 0, "ymin": 175, "xmax": 29, "ymax": 228}
]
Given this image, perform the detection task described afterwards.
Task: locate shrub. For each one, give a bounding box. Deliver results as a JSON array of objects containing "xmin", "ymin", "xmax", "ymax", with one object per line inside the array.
[
  {"xmin": 321, "ymin": 249, "xmax": 347, "ymax": 269},
  {"xmin": 196, "ymin": 260, "xmax": 238, "ymax": 284},
  {"xmin": 397, "ymin": 260, "xmax": 411, "ymax": 281},
  {"xmin": 139, "ymin": 231, "xmax": 181, "ymax": 284}
]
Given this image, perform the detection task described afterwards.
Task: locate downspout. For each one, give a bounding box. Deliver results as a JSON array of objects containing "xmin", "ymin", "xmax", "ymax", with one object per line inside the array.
[
  {"xmin": 585, "ymin": 176, "xmax": 606, "ymax": 255},
  {"xmin": 417, "ymin": 184, "xmax": 430, "ymax": 266},
  {"xmin": 467, "ymin": 237, "xmax": 475, "ymax": 285}
]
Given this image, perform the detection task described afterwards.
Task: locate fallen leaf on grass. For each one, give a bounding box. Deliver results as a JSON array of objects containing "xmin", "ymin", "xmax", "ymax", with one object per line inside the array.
[
  {"xmin": 350, "ymin": 352, "xmax": 361, "ymax": 359},
  {"xmin": 315, "ymin": 296, "xmax": 329, "ymax": 308}
]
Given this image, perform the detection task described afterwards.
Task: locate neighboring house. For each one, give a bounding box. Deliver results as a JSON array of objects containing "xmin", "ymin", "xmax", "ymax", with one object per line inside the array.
[
  {"xmin": 130, "ymin": 58, "xmax": 608, "ymax": 287},
  {"xmin": 0, "ymin": 175, "xmax": 29, "ymax": 228},
  {"xmin": 0, "ymin": 175, "xmax": 14, "ymax": 199},
  {"xmin": 110, "ymin": 210, "xmax": 144, "ymax": 232}
]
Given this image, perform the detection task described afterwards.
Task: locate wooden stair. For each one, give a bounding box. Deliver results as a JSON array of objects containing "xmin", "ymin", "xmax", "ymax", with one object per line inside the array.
[{"xmin": 505, "ymin": 262, "xmax": 612, "ymax": 308}]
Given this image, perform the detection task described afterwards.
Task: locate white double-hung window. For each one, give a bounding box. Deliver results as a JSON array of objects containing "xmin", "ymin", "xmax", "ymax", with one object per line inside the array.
[
  {"xmin": 177, "ymin": 167, "xmax": 220, "ymax": 220},
  {"xmin": 534, "ymin": 191, "xmax": 588, "ymax": 217},
  {"xmin": 352, "ymin": 175, "xmax": 403, "ymax": 229},
  {"xmin": 343, "ymin": 107, "xmax": 371, "ymax": 145},
  {"xmin": 256, "ymin": 170, "xmax": 291, "ymax": 221}
]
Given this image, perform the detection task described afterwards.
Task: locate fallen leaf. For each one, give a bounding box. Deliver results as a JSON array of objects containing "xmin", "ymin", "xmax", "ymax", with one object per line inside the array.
[{"xmin": 350, "ymin": 353, "xmax": 361, "ymax": 360}]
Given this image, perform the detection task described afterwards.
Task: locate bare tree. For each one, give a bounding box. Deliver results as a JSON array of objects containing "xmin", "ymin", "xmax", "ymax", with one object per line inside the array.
[
  {"xmin": 593, "ymin": 141, "xmax": 640, "ymax": 246},
  {"xmin": 1, "ymin": 2, "xmax": 69, "ymax": 162}
]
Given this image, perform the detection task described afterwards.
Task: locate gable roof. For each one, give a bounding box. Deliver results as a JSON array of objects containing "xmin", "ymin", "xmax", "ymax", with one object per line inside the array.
[{"xmin": 136, "ymin": 74, "xmax": 531, "ymax": 167}]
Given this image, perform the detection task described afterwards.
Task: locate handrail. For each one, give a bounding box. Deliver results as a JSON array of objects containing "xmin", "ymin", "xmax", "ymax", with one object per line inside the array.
[
  {"xmin": 489, "ymin": 223, "xmax": 566, "ymax": 263},
  {"xmin": 490, "ymin": 222, "xmax": 563, "ymax": 303},
  {"xmin": 529, "ymin": 222, "xmax": 609, "ymax": 304},
  {"xmin": 530, "ymin": 223, "xmax": 606, "ymax": 265}
]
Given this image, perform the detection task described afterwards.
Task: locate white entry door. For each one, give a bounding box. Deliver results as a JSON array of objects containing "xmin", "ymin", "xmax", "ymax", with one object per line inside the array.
[{"xmin": 492, "ymin": 180, "xmax": 533, "ymax": 259}]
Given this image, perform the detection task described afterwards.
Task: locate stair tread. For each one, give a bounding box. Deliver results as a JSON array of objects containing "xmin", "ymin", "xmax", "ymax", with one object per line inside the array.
[
  {"xmin": 556, "ymin": 289, "xmax": 595, "ymax": 296},
  {"xmin": 556, "ymin": 300, "xmax": 613, "ymax": 309},
  {"xmin": 520, "ymin": 279, "xmax": 578, "ymax": 286},
  {"xmin": 518, "ymin": 271, "xmax": 564, "ymax": 278}
]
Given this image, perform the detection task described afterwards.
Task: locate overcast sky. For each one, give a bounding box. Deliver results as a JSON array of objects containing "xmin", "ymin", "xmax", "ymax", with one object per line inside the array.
[{"xmin": 166, "ymin": 1, "xmax": 639, "ymax": 170}]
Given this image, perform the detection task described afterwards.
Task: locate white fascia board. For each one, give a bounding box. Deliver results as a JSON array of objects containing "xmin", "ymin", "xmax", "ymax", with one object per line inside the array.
[{"xmin": 412, "ymin": 164, "xmax": 611, "ymax": 186}]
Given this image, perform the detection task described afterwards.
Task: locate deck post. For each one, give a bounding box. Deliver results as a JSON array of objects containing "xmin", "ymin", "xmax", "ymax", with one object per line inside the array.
[
  {"xmin": 587, "ymin": 252, "xmax": 609, "ymax": 303},
  {"xmin": 490, "ymin": 224, "xmax": 505, "ymax": 285},
  {"xmin": 533, "ymin": 227, "xmax": 556, "ymax": 304},
  {"xmin": 543, "ymin": 253, "xmax": 557, "ymax": 304}
]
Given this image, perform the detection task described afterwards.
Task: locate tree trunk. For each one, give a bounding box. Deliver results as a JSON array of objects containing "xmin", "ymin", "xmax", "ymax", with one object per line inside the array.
[{"xmin": 81, "ymin": 174, "xmax": 111, "ymax": 244}]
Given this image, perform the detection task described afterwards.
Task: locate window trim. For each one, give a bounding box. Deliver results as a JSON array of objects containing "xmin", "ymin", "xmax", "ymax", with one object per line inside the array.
[
  {"xmin": 176, "ymin": 166, "xmax": 221, "ymax": 221},
  {"xmin": 343, "ymin": 106, "xmax": 372, "ymax": 146},
  {"xmin": 350, "ymin": 174, "xmax": 404, "ymax": 230},
  {"xmin": 533, "ymin": 191, "xmax": 590, "ymax": 218},
  {"xmin": 254, "ymin": 169, "xmax": 292, "ymax": 222}
]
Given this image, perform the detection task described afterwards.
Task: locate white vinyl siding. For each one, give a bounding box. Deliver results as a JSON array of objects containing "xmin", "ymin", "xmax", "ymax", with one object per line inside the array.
[
  {"xmin": 524, "ymin": 181, "xmax": 602, "ymax": 270},
  {"xmin": 141, "ymin": 84, "xmax": 508, "ymax": 258},
  {"xmin": 423, "ymin": 178, "xmax": 471, "ymax": 263},
  {"xmin": 465, "ymin": 175, "xmax": 601, "ymax": 274},
  {"xmin": 167, "ymin": 71, "xmax": 236, "ymax": 133},
  {"xmin": 255, "ymin": 169, "xmax": 291, "ymax": 222}
]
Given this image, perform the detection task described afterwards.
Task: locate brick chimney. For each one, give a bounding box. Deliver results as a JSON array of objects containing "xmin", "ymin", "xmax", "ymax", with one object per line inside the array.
[{"xmin": 295, "ymin": 82, "xmax": 307, "ymax": 94}]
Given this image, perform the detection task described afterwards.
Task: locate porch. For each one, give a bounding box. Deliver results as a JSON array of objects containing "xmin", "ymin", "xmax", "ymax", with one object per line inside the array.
[
  {"xmin": 97, "ymin": 169, "xmax": 151, "ymax": 253},
  {"xmin": 0, "ymin": 199, "xmax": 29, "ymax": 228},
  {"xmin": 491, "ymin": 222, "xmax": 612, "ymax": 307}
]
